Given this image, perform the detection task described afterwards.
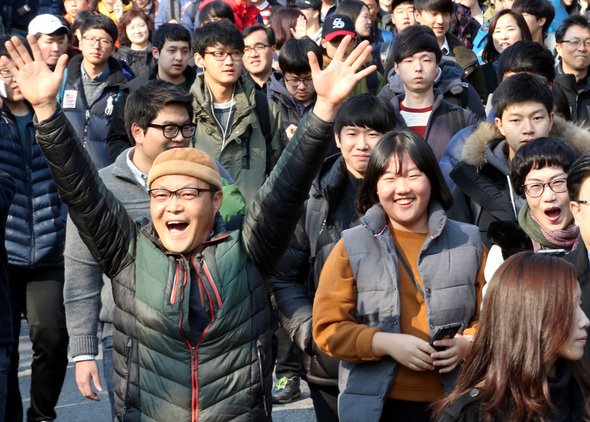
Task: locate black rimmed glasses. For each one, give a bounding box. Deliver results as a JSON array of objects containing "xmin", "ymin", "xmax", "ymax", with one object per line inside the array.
[
  {"xmin": 148, "ymin": 187, "xmax": 213, "ymax": 203},
  {"xmin": 204, "ymin": 50, "xmax": 244, "ymax": 61},
  {"xmin": 244, "ymin": 43, "xmax": 270, "ymax": 55},
  {"xmin": 561, "ymin": 38, "xmax": 590, "ymax": 49},
  {"xmin": 147, "ymin": 123, "xmax": 196, "ymax": 139},
  {"xmin": 284, "ymin": 77, "xmax": 314, "ymax": 87},
  {"xmin": 523, "ymin": 178, "xmax": 568, "ymax": 198},
  {"xmin": 82, "ymin": 36, "xmax": 113, "ymax": 48}
]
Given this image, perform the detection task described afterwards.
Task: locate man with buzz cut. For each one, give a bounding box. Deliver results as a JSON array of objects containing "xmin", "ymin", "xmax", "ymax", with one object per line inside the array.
[
  {"xmin": 192, "ymin": 19, "xmax": 289, "ymax": 204},
  {"xmin": 106, "ymin": 23, "xmax": 195, "ymax": 160},
  {"xmin": 2, "ymin": 30, "xmax": 375, "ymax": 421},
  {"xmin": 414, "ymin": 0, "xmax": 487, "ymax": 101}
]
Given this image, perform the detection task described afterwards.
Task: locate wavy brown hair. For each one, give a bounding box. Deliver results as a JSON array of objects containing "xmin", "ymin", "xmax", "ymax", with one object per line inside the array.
[{"xmin": 434, "ymin": 252, "xmax": 590, "ymax": 421}]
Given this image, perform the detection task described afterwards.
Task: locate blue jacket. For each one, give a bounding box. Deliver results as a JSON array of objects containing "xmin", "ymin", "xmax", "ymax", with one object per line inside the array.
[
  {"xmin": 0, "ymin": 105, "xmax": 66, "ymax": 268},
  {"xmin": 0, "ymin": 171, "xmax": 15, "ymax": 347},
  {"xmin": 59, "ymin": 55, "xmax": 133, "ymax": 170}
]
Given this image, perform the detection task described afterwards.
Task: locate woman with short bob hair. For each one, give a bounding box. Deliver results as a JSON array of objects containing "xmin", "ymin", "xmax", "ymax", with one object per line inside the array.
[
  {"xmin": 436, "ymin": 252, "xmax": 590, "ymax": 421},
  {"xmin": 115, "ymin": 7, "xmax": 156, "ymax": 77},
  {"xmin": 313, "ymin": 130, "xmax": 486, "ymax": 422}
]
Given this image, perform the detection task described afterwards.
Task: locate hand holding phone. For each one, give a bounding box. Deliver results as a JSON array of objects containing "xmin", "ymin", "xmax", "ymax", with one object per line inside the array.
[{"xmin": 430, "ymin": 322, "xmax": 462, "ymax": 351}]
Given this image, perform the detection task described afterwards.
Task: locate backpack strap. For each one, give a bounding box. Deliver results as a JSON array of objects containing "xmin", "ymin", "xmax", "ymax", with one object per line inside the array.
[
  {"xmin": 253, "ymin": 89, "xmax": 275, "ymax": 175},
  {"xmin": 304, "ymin": 191, "xmax": 329, "ymax": 262},
  {"xmin": 444, "ymin": 101, "xmax": 466, "ymax": 137}
]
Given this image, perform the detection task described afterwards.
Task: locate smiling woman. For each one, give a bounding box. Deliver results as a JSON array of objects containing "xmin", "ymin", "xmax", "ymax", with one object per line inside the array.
[{"xmin": 312, "ymin": 130, "xmax": 486, "ymax": 422}]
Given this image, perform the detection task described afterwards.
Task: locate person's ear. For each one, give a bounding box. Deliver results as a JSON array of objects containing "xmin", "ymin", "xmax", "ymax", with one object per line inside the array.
[
  {"xmin": 571, "ymin": 200, "xmax": 582, "ymax": 227},
  {"xmin": 414, "ymin": 9, "xmax": 421, "ymax": 24},
  {"xmin": 335, "ymin": 132, "xmax": 342, "ymax": 149},
  {"xmin": 130, "ymin": 122, "xmax": 145, "ymax": 146},
  {"xmin": 537, "ymin": 17, "xmax": 546, "ymax": 28},
  {"xmin": 321, "ymin": 38, "xmax": 327, "ymax": 49},
  {"xmin": 195, "ymin": 53, "xmax": 204, "ymax": 68},
  {"xmin": 495, "ymin": 116, "xmax": 505, "ymax": 137},
  {"xmin": 213, "ymin": 190, "xmax": 223, "ymax": 213},
  {"xmin": 394, "ymin": 62, "xmax": 399, "ymax": 75},
  {"xmin": 152, "ymin": 46, "xmax": 159, "ymax": 60}
]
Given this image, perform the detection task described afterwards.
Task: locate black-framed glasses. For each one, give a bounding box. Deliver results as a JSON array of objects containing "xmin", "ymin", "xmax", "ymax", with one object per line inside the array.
[
  {"xmin": 561, "ymin": 38, "xmax": 590, "ymax": 49},
  {"xmin": 523, "ymin": 178, "xmax": 568, "ymax": 198},
  {"xmin": 244, "ymin": 43, "xmax": 270, "ymax": 55},
  {"xmin": 204, "ymin": 50, "xmax": 244, "ymax": 61},
  {"xmin": 82, "ymin": 36, "xmax": 113, "ymax": 48},
  {"xmin": 0, "ymin": 70, "xmax": 12, "ymax": 79},
  {"xmin": 284, "ymin": 77, "xmax": 314, "ymax": 87},
  {"xmin": 147, "ymin": 123, "xmax": 196, "ymax": 139},
  {"xmin": 148, "ymin": 187, "xmax": 213, "ymax": 202}
]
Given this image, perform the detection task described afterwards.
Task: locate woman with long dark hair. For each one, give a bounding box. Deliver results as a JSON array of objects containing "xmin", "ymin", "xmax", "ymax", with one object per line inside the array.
[
  {"xmin": 436, "ymin": 252, "xmax": 590, "ymax": 421},
  {"xmin": 481, "ymin": 9, "xmax": 531, "ymax": 94},
  {"xmin": 313, "ymin": 130, "xmax": 486, "ymax": 422}
]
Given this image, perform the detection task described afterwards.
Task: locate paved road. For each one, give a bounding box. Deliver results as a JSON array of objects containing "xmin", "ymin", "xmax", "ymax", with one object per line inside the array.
[{"xmin": 17, "ymin": 321, "xmax": 316, "ymax": 421}]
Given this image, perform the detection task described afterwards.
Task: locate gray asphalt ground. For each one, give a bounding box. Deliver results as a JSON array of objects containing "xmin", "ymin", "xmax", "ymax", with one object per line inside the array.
[{"xmin": 17, "ymin": 321, "xmax": 316, "ymax": 421}]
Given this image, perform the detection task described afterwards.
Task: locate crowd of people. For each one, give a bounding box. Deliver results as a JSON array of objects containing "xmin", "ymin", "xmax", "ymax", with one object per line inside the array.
[{"xmin": 0, "ymin": 0, "xmax": 590, "ymax": 420}]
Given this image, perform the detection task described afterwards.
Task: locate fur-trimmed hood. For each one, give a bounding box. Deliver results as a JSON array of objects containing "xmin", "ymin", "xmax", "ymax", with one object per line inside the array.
[{"xmin": 461, "ymin": 116, "xmax": 590, "ymax": 168}]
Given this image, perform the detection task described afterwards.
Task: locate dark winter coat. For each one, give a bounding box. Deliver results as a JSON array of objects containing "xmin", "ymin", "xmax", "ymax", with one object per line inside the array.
[
  {"xmin": 35, "ymin": 107, "xmax": 334, "ymax": 421},
  {"xmin": 0, "ymin": 105, "xmax": 66, "ymax": 268}
]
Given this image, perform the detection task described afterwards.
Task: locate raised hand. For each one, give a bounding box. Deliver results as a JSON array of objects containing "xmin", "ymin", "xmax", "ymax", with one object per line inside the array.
[
  {"xmin": 290, "ymin": 15, "xmax": 307, "ymax": 39},
  {"xmin": 309, "ymin": 36, "xmax": 376, "ymax": 122},
  {"xmin": 1, "ymin": 34, "xmax": 67, "ymax": 121}
]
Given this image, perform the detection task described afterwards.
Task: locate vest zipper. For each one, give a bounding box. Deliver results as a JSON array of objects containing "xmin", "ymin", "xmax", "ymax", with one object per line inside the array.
[
  {"xmin": 170, "ymin": 261, "xmax": 183, "ymax": 304},
  {"xmin": 83, "ymin": 109, "xmax": 90, "ymax": 148},
  {"xmin": 200, "ymin": 260, "xmax": 222, "ymax": 308}
]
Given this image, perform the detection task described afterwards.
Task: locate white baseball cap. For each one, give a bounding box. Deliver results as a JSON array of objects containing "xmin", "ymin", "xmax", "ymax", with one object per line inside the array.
[{"xmin": 28, "ymin": 14, "xmax": 70, "ymax": 36}]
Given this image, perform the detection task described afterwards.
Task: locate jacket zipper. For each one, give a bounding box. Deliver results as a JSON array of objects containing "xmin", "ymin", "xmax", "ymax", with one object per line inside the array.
[
  {"xmin": 170, "ymin": 261, "xmax": 182, "ymax": 304},
  {"xmin": 256, "ymin": 340, "xmax": 269, "ymax": 418},
  {"xmin": 121, "ymin": 337, "xmax": 133, "ymax": 421},
  {"xmin": 200, "ymin": 260, "xmax": 222, "ymax": 308},
  {"xmin": 177, "ymin": 257, "xmax": 218, "ymax": 421}
]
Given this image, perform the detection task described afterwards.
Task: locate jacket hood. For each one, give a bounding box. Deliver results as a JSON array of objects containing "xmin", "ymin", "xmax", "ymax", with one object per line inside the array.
[
  {"xmin": 461, "ymin": 115, "xmax": 590, "ymax": 168},
  {"xmin": 312, "ymin": 154, "xmax": 348, "ymax": 202}
]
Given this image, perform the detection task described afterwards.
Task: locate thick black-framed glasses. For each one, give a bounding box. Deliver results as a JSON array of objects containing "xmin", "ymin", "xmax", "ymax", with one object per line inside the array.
[
  {"xmin": 147, "ymin": 123, "xmax": 196, "ymax": 139},
  {"xmin": 148, "ymin": 187, "xmax": 213, "ymax": 202},
  {"xmin": 523, "ymin": 178, "xmax": 568, "ymax": 198},
  {"xmin": 204, "ymin": 50, "xmax": 244, "ymax": 61}
]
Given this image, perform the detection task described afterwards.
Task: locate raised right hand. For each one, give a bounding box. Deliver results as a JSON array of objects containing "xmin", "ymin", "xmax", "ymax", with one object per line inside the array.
[
  {"xmin": 75, "ymin": 360, "xmax": 103, "ymax": 402},
  {"xmin": 1, "ymin": 34, "xmax": 67, "ymax": 120},
  {"xmin": 372, "ymin": 332, "xmax": 436, "ymax": 371}
]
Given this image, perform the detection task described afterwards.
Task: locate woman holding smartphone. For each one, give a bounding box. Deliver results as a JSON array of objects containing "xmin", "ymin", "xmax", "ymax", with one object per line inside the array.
[
  {"xmin": 312, "ymin": 130, "xmax": 486, "ymax": 422},
  {"xmin": 436, "ymin": 252, "xmax": 590, "ymax": 421}
]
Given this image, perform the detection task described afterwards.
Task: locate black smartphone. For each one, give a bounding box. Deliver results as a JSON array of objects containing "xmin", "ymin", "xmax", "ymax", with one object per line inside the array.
[
  {"xmin": 430, "ymin": 322, "xmax": 462, "ymax": 351},
  {"xmin": 536, "ymin": 249, "xmax": 567, "ymax": 257}
]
